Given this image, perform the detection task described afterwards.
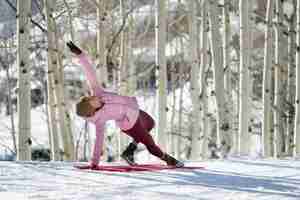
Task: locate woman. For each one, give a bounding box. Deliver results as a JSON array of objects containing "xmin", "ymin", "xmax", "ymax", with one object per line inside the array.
[{"xmin": 66, "ymin": 41, "xmax": 183, "ymax": 169}]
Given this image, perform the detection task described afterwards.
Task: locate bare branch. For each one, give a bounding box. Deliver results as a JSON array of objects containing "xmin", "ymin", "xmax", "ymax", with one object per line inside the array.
[
  {"xmin": 4, "ymin": 0, "xmax": 47, "ymax": 33},
  {"xmin": 106, "ymin": 6, "xmax": 136, "ymax": 61},
  {"xmin": 62, "ymin": 0, "xmax": 75, "ymax": 41}
]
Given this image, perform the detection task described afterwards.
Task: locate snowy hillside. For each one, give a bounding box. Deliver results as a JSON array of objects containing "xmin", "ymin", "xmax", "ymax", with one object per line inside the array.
[{"xmin": 1, "ymin": 157, "xmax": 300, "ymax": 200}]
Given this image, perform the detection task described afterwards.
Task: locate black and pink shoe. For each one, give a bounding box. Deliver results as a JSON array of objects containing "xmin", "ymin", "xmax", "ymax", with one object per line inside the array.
[
  {"xmin": 161, "ymin": 154, "xmax": 184, "ymax": 168},
  {"xmin": 121, "ymin": 142, "xmax": 137, "ymax": 165}
]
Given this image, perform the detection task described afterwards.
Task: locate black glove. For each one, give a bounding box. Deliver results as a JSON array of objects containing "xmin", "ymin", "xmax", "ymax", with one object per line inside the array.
[{"xmin": 66, "ymin": 41, "xmax": 82, "ymax": 55}]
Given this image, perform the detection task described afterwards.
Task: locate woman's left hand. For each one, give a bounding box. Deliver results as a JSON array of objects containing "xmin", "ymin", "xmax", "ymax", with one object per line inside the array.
[{"xmin": 66, "ymin": 41, "xmax": 82, "ymax": 55}]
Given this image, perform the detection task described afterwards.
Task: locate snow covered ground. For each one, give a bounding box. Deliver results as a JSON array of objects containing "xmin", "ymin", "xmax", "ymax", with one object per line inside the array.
[{"xmin": 0, "ymin": 157, "xmax": 299, "ymax": 200}]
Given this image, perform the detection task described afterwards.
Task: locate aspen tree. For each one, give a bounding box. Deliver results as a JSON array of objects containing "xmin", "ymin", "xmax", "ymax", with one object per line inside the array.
[
  {"xmin": 274, "ymin": 0, "xmax": 285, "ymax": 157},
  {"xmin": 208, "ymin": 0, "xmax": 230, "ymax": 156},
  {"xmin": 199, "ymin": 0, "xmax": 209, "ymax": 158},
  {"xmin": 96, "ymin": 0, "xmax": 108, "ymax": 87},
  {"xmin": 287, "ymin": 0, "xmax": 296, "ymax": 155},
  {"xmin": 17, "ymin": 0, "xmax": 32, "ymax": 161},
  {"xmin": 262, "ymin": 0, "xmax": 274, "ymax": 157},
  {"xmin": 188, "ymin": 0, "xmax": 201, "ymax": 159},
  {"xmin": 155, "ymin": 0, "xmax": 168, "ymax": 150},
  {"xmin": 118, "ymin": 0, "xmax": 129, "ymax": 156},
  {"xmin": 294, "ymin": 0, "xmax": 300, "ymax": 157},
  {"xmin": 44, "ymin": 0, "xmax": 60, "ymax": 160},
  {"xmin": 223, "ymin": 0, "xmax": 234, "ymax": 154},
  {"xmin": 239, "ymin": 0, "xmax": 250, "ymax": 155}
]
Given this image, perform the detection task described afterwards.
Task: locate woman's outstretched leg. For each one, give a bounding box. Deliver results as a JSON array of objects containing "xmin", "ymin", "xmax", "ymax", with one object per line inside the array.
[
  {"xmin": 138, "ymin": 131, "xmax": 183, "ymax": 167},
  {"xmin": 123, "ymin": 110, "xmax": 183, "ymax": 167}
]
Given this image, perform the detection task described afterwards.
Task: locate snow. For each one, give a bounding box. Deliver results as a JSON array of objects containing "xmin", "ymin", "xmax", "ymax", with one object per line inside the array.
[
  {"xmin": 1, "ymin": 2, "xmax": 299, "ymax": 198},
  {"xmin": 0, "ymin": 107, "xmax": 50, "ymax": 150},
  {"xmin": 1, "ymin": 157, "xmax": 300, "ymax": 200}
]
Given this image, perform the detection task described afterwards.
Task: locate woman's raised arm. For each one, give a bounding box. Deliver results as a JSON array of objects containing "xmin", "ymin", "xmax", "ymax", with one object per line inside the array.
[{"xmin": 67, "ymin": 41, "xmax": 103, "ymax": 95}]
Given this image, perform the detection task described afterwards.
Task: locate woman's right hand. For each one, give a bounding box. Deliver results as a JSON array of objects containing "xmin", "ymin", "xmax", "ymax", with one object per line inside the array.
[{"xmin": 66, "ymin": 41, "xmax": 82, "ymax": 55}]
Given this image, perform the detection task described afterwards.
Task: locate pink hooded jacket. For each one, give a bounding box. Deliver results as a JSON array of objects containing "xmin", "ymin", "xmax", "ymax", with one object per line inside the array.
[{"xmin": 76, "ymin": 53, "xmax": 140, "ymax": 165}]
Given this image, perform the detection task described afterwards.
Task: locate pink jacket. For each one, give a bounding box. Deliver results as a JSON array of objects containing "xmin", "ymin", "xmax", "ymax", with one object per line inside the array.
[{"xmin": 77, "ymin": 53, "xmax": 140, "ymax": 165}]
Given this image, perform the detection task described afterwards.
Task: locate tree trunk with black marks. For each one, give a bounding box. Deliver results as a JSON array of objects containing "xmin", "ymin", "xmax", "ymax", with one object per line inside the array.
[{"xmin": 17, "ymin": 0, "xmax": 32, "ymax": 161}]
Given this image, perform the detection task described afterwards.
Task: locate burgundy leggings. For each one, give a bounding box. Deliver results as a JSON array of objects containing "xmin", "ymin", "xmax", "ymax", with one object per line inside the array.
[{"xmin": 123, "ymin": 110, "xmax": 164, "ymax": 158}]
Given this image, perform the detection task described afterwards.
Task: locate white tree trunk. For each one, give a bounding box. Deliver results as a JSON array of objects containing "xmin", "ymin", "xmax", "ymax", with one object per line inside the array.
[
  {"xmin": 247, "ymin": 0, "xmax": 255, "ymax": 153},
  {"xmin": 262, "ymin": 0, "xmax": 274, "ymax": 157},
  {"xmin": 223, "ymin": 0, "xmax": 234, "ymax": 154},
  {"xmin": 4, "ymin": 40, "xmax": 17, "ymax": 154},
  {"xmin": 188, "ymin": 0, "xmax": 201, "ymax": 160},
  {"xmin": 119, "ymin": 0, "xmax": 128, "ymax": 95},
  {"xmin": 208, "ymin": 0, "xmax": 229, "ymax": 157},
  {"xmin": 54, "ymin": 47, "xmax": 75, "ymax": 161},
  {"xmin": 45, "ymin": 0, "xmax": 75, "ymax": 161},
  {"xmin": 128, "ymin": 16, "xmax": 137, "ymax": 96},
  {"xmin": 173, "ymin": 38, "xmax": 181, "ymax": 158},
  {"xmin": 48, "ymin": 86, "xmax": 60, "ymax": 160},
  {"xmin": 17, "ymin": 0, "xmax": 32, "ymax": 161},
  {"xmin": 238, "ymin": 0, "xmax": 250, "ymax": 155},
  {"xmin": 232, "ymin": 38, "xmax": 240, "ymax": 155},
  {"xmin": 287, "ymin": 7, "xmax": 296, "ymax": 155},
  {"xmin": 44, "ymin": 0, "xmax": 61, "ymax": 161},
  {"xmin": 155, "ymin": 0, "xmax": 168, "ymax": 151},
  {"xmin": 96, "ymin": 0, "xmax": 108, "ymax": 88},
  {"xmin": 274, "ymin": 0, "xmax": 284, "ymax": 157},
  {"xmin": 199, "ymin": 0, "xmax": 209, "ymax": 158},
  {"xmin": 170, "ymin": 56, "xmax": 177, "ymax": 155},
  {"xmin": 175, "ymin": 37, "xmax": 185, "ymax": 158},
  {"xmin": 45, "ymin": 1, "xmax": 75, "ymax": 161},
  {"xmin": 118, "ymin": 0, "xmax": 129, "ymax": 154},
  {"xmin": 177, "ymin": 61, "xmax": 184, "ymax": 158},
  {"xmin": 294, "ymin": 0, "xmax": 300, "ymax": 157}
]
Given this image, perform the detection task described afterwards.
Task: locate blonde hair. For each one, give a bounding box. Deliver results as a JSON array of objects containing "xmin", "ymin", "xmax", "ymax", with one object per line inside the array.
[{"xmin": 76, "ymin": 96, "xmax": 94, "ymax": 117}]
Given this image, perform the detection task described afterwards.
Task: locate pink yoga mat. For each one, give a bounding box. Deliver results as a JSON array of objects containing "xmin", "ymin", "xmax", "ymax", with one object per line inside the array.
[{"xmin": 74, "ymin": 164, "xmax": 204, "ymax": 172}]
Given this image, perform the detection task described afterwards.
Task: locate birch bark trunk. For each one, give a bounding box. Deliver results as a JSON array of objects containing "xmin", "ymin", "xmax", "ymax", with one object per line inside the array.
[
  {"xmin": 294, "ymin": 0, "xmax": 300, "ymax": 157},
  {"xmin": 208, "ymin": 0, "xmax": 229, "ymax": 157},
  {"xmin": 188, "ymin": 0, "xmax": 201, "ymax": 160},
  {"xmin": 248, "ymin": 0, "xmax": 255, "ymax": 154},
  {"xmin": 223, "ymin": 0, "xmax": 233, "ymax": 154},
  {"xmin": 4, "ymin": 40, "xmax": 17, "ymax": 154},
  {"xmin": 44, "ymin": 0, "xmax": 61, "ymax": 161},
  {"xmin": 45, "ymin": 0, "xmax": 75, "ymax": 161},
  {"xmin": 96, "ymin": 0, "xmax": 108, "ymax": 88},
  {"xmin": 17, "ymin": 0, "xmax": 32, "ymax": 161},
  {"xmin": 239, "ymin": 0, "xmax": 250, "ymax": 155},
  {"xmin": 274, "ymin": 0, "xmax": 284, "ymax": 157},
  {"xmin": 118, "ymin": 0, "xmax": 129, "ymax": 154},
  {"xmin": 262, "ymin": 0, "xmax": 274, "ymax": 157},
  {"xmin": 173, "ymin": 38, "xmax": 181, "ymax": 158},
  {"xmin": 128, "ymin": 15, "xmax": 137, "ymax": 96},
  {"xmin": 119, "ymin": 0, "xmax": 128, "ymax": 95},
  {"xmin": 155, "ymin": 0, "xmax": 168, "ymax": 150},
  {"xmin": 170, "ymin": 56, "xmax": 176, "ymax": 155},
  {"xmin": 199, "ymin": 0, "xmax": 209, "ymax": 158},
  {"xmin": 177, "ymin": 61, "xmax": 184, "ymax": 158},
  {"xmin": 287, "ymin": 2, "xmax": 296, "ymax": 155},
  {"xmin": 54, "ymin": 45, "xmax": 75, "ymax": 161}
]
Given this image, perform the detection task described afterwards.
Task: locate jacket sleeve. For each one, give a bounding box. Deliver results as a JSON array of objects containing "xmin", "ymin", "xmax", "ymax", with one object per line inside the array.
[
  {"xmin": 76, "ymin": 53, "xmax": 104, "ymax": 95},
  {"xmin": 91, "ymin": 122, "xmax": 105, "ymax": 165}
]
